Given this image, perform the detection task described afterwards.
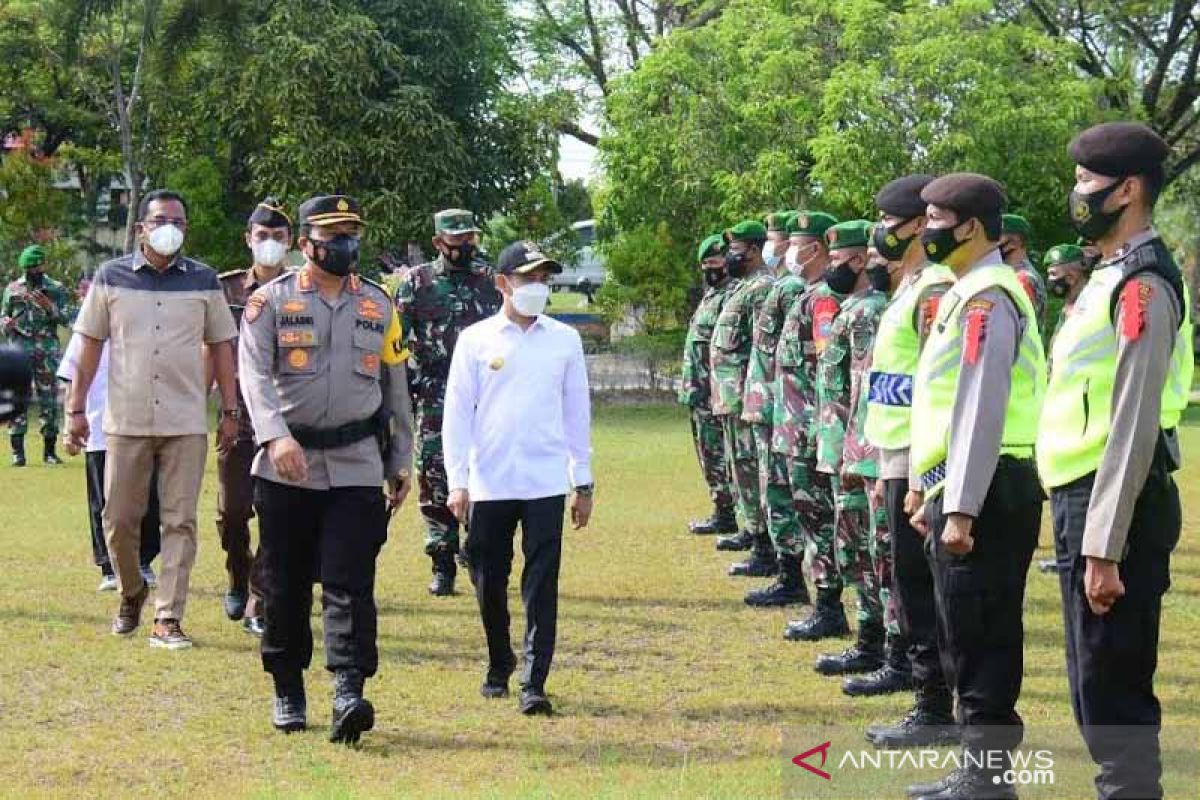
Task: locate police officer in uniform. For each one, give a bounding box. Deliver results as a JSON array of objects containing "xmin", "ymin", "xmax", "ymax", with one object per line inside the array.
[
  {"xmin": 239, "ymin": 195, "xmax": 415, "ymax": 743},
  {"xmin": 1038, "ymin": 122, "xmax": 1192, "ymax": 799},
  {"xmin": 213, "ymin": 198, "xmax": 293, "ymax": 634},
  {"xmin": 394, "ymin": 209, "xmax": 501, "ymax": 596},
  {"xmin": 905, "ymin": 174, "xmax": 1047, "ymax": 800}
]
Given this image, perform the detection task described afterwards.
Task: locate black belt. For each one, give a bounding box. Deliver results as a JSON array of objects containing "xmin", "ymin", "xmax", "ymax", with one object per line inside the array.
[{"xmin": 291, "ymin": 411, "xmax": 383, "ymax": 451}]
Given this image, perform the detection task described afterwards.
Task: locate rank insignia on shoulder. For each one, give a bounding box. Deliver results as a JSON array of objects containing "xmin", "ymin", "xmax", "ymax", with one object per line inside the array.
[
  {"xmin": 1119, "ymin": 280, "xmax": 1152, "ymax": 341},
  {"xmin": 245, "ymin": 293, "xmax": 267, "ymax": 323},
  {"xmin": 963, "ymin": 299, "xmax": 992, "ymax": 364}
]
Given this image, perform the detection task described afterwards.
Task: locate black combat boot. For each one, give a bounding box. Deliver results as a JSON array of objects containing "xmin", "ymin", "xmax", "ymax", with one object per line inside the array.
[
  {"xmin": 330, "ymin": 669, "xmax": 375, "ymax": 745},
  {"xmin": 688, "ymin": 506, "xmax": 738, "ymax": 535},
  {"xmin": 428, "ymin": 548, "xmax": 457, "ymax": 596},
  {"xmin": 815, "ymin": 619, "xmax": 884, "ymax": 675},
  {"xmin": 866, "ymin": 684, "xmax": 958, "ymax": 749},
  {"xmin": 42, "ymin": 435, "xmax": 62, "ymax": 465},
  {"xmin": 908, "ymin": 762, "xmax": 1016, "ymax": 800},
  {"xmin": 783, "ymin": 588, "xmax": 850, "ymax": 641},
  {"xmin": 744, "ymin": 552, "xmax": 810, "ymax": 606},
  {"xmin": 271, "ymin": 671, "xmax": 307, "ymax": 733},
  {"xmin": 10, "ymin": 435, "xmax": 25, "ymax": 467},
  {"xmin": 715, "ymin": 529, "xmax": 753, "ymax": 551},
  {"xmin": 843, "ymin": 631, "xmax": 914, "ymax": 696},
  {"xmin": 728, "ymin": 533, "xmax": 778, "ymax": 577}
]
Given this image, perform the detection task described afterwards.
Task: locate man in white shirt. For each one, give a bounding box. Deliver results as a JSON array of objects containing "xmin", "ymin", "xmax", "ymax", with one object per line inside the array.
[
  {"xmin": 57, "ymin": 332, "xmax": 160, "ymax": 591},
  {"xmin": 443, "ymin": 241, "xmax": 594, "ymax": 716}
]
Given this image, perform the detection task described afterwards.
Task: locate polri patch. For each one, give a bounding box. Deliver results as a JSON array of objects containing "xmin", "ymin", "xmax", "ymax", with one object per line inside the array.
[{"xmin": 245, "ymin": 293, "xmax": 267, "ymax": 323}]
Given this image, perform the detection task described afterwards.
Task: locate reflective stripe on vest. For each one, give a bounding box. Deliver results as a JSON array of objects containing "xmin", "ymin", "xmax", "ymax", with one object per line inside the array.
[
  {"xmin": 910, "ymin": 264, "xmax": 1047, "ymax": 496},
  {"xmin": 864, "ymin": 264, "xmax": 956, "ymax": 450},
  {"xmin": 1035, "ymin": 266, "xmax": 1194, "ymax": 489}
]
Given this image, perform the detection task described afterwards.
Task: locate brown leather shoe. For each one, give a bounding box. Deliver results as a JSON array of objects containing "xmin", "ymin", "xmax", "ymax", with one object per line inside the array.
[
  {"xmin": 149, "ymin": 618, "xmax": 193, "ymax": 650},
  {"xmin": 111, "ymin": 583, "xmax": 149, "ymax": 636}
]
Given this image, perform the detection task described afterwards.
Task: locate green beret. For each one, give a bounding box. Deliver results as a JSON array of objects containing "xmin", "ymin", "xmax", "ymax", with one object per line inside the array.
[
  {"xmin": 1068, "ymin": 122, "xmax": 1169, "ymax": 178},
  {"xmin": 724, "ymin": 220, "xmax": 768, "ymax": 244},
  {"xmin": 18, "ymin": 245, "xmax": 45, "ymax": 268},
  {"xmin": 787, "ymin": 211, "xmax": 839, "ymax": 238},
  {"xmin": 697, "ymin": 234, "xmax": 725, "ymax": 262},
  {"xmin": 764, "ymin": 211, "xmax": 793, "ymax": 233},
  {"xmin": 825, "ymin": 220, "xmax": 872, "ymax": 251},
  {"xmin": 921, "ymin": 172, "xmax": 1006, "ymax": 222},
  {"xmin": 1043, "ymin": 243, "xmax": 1086, "ymax": 268},
  {"xmin": 1002, "ymin": 214, "xmax": 1032, "ymax": 239}
]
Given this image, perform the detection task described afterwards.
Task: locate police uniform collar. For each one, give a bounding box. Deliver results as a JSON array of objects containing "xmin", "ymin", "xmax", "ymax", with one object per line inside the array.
[
  {"xmin": 965, "ymin": 248, "xmax": 1005, "ymax": 273},
  {"xmin": 1100, "ymin": 227, "xmax": 1159, "ymax": 267}
]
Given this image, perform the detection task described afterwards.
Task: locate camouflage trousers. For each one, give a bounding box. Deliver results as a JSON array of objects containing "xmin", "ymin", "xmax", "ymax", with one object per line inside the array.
[
  {"xmin": 720, "ymin": 415, "xmax": 765, "ymax": 538},
  {"xmin": 689, "ymin": 408, "xmax": 734, "ymax": 515},
  {"xmin": 865, "ymin": 478, "xmax": 900, "ymax": 636},
  {"xmin": 789, "ymin": 457, "xmax": 838, "ymax": 590},
  {"xmin": 833, "ymin": 477, "xmax": 883, "ymax": 628},
  {"xmin": 755, "ymin": 426, "xmax": 801, "ymax": 557},
  {"xmin": 9, "ymin": 342, "xmax": 60, "ymax": 437},
  {"xmin": 416, "ymin": 403, "xmax": 460, "ymax": 555}
]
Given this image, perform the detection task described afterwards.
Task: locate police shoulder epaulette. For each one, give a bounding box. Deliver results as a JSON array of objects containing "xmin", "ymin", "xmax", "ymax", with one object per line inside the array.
[{"xmin": 218, "ymin": 268, "xmax": 248, "ymax": 279}]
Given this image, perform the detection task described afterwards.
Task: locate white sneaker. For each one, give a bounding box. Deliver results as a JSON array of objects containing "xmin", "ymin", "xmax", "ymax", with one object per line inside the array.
[
  {"xmin": 97, "ymin": 574, "xmax": 118, "ymax": 592},
  {"xmin": 140, "ymin": 565, "xmax": 157, "ymax": 588}
]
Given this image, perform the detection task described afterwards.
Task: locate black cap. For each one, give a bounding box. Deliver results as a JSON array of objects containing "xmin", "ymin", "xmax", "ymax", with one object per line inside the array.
[
  {"xmin": 921, "ymin": 172, "xmax": 1007, "ymax": 222},
  {"xmin": 1068, "ymin": 122, "xmax": 1169, "ymax": 178},
  {"xmin": 875, "ymin": 174, "xmax": 935, "ymax": 218},
  {"xmin": 497, "ymin": 241, "xmax": 563, "ymax": 275},
  {"xmin": 297, "ymin": 194, "xmax": 364, "ymax": 228},
  {"xmin": 248, "ymin": 196, "xmax": 291, "ymax": 229}
]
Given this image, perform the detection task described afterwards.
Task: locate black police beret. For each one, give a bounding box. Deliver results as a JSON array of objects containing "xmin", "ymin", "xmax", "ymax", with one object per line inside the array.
[
  {"xmin": 1068, "ymin": 122, "xmax": 1169, "ymax": 178},
  {"xmin": 248, "ymin": 197, "xmax": 291, "ymax": 229},
  {"xmin": 920, "ymin": 172, "xmax": 1007, "ymax": 221},
  {"xmin": 875, "ymin": 174, "xmax": 935, "ymax": 218}
]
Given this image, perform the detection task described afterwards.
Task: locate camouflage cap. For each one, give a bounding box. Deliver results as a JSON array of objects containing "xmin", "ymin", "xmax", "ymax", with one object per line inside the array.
[
  {"xmin": 18, "ymin": 245, "xmax": 46, "ymax": 268},
  {"xmin": 787, "ymin": 211, "xmax": 839, "ymax": 238},
  {"xmin": 723, "ymin": 220, "xmax": 768, "ymax": 244},
  {"xmin": 1042, "ymin": 243, "xmax": 1087, "ymax": 269},
  {"xmin": 825, "ymin": 219, "xmax": 872, "ymax": 251},
  {"xmin": 434, "ymin": 208, "xmax": 480, "ymax": 235},
  {"xmin": 697, "ymin": 233, "xmax": 725, "ymax": 263}
]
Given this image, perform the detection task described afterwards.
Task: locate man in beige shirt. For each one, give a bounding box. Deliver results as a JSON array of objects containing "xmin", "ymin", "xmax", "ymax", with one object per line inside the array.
[{"xmin": 67, "ymin": 189, "xmax": 240, "ymax": 650}]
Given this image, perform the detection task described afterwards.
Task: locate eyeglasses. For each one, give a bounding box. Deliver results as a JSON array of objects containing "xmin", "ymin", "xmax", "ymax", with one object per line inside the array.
[{"xmin": 146, "ymin": 216, "xmax": 187, "ymax": 228}]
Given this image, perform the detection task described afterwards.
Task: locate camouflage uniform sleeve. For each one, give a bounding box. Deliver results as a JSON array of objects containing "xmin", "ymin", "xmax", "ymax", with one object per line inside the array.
[
  {"xmin": 51, "ymin": 282, "xmax": 76, "ymax": 326},
  {"xmin": 0, "ymin": 285, "xmax": 14, "ymax": 332},
  {"xmin": 742, "ymin": 283, "xmax": 781, "ymax": 422},
  {"xmin": 392, "ymin": 274, "xmax": 416, "ymax": 347},
  {"xmin": 816, "ymin": 309, "xmax": 853, "ymax": 473}
]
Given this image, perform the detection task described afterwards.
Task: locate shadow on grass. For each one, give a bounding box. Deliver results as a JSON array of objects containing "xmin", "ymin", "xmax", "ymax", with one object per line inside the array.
[
  {"xmin": 559, "ymin": 591, "xmax": 745, "ymax": 613},
  {"xmin": 0, "ymin": 606, "xmax": 110, "ymax": 627},
  {"xmin": 377, "ymin": 600, "xmax": 687, "ymax": 633}
]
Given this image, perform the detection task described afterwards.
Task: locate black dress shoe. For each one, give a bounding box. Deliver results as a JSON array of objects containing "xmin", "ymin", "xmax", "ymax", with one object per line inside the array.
[
  {"xmin": 519, "ymin": 687, "xmax": 553, "ymax": 716},
  {"xmin": 242, "ymin": 616, "xmax": 266, "ymax": 637},
  {"xmin": 223, "ymin": 590, "xmax": 248, "ymax": 621},
  {"xmin": 715, "ymin": 530, "xmax": 753, "ymax": 551},
  {"xmin": 272, "ymin": 695, "xmax": 307, "ymax": 733}
]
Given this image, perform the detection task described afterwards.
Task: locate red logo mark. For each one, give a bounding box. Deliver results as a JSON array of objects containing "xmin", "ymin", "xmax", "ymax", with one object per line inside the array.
[{"xmin": 792, "ymin": 741, "xmax": 833, "ymax": 780}]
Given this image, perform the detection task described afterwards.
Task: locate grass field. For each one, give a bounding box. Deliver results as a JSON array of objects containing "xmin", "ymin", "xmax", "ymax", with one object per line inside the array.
[{"xmin": 0, "ymin": 404, "xmax": 1197, "ymax": 799}]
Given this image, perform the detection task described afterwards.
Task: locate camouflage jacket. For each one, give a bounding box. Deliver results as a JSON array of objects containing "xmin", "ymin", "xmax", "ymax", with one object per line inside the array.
[
  {"xmin": 742, "ymin": 273, "xmax": 808, "ymax": 423},
  {"xmin": 679, "ymin": 277, "xmax": 740, "ymax": 408},
  {"xmin": 393, "ymin": 255, "xmax": 501, "ymax": 406},
  {"xmin": 1014, "ymin": 260, "xmax": 1048, "ymax": 337},
  {"xmin": 772, "ymin": 282, "xmax": 845, "ymax": 460},
  {"xmin": 0, "ymin": 274, "xmax": 74, "ymax": 349},
  {"xmin": 832, "ymin": 289, "xmax": 888, "ymax": 479},
  {"xmin": 709, "ymin": 269, "xmax": 775, "ymax": 417}
]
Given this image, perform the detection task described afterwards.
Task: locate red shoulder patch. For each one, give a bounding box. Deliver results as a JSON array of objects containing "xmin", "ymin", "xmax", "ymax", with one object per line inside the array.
[
  {"xmin": 813, "ymin": 296, "xmax": 839, "ymax": 354},
  {"xmin": 1016, "ymin": 271, "xmax": 1037, "ymax": 303},
  {"xmin": 920, "ymin": 295, "xmax": 941, "ymax": 337},
  {"xmin": 963, "ymin": 299, "xmax": 993, "ymax": 365},
  {"xmin": 1119, "ymin": 279, "xmax": 1151, "ymax": 341}
]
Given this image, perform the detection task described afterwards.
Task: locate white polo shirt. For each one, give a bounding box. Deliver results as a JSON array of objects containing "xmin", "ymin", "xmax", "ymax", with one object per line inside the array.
[
  {"xmin": 56, "ymin": 332, "xmax": 109, "ymax": 452},
  {"xmin": 443, "ymin": 310, "xmax": 593, "ymax": 501}
]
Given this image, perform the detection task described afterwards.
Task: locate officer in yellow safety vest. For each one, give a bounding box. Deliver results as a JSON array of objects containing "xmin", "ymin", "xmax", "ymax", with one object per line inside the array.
[
  {"xmin": 905, "ymin": 173, "xmax": 1047, "ymax": 800},
  {"xmin": 1038, "ymin": 122, "xmax": 1193, "ymax": 800},
  {"xmin": 859, "ymin": 175, "xmax": 958, "ymax": 745}
]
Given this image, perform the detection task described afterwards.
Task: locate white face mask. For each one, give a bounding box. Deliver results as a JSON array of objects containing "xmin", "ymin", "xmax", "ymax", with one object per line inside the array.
[
  {"xmin": 511, "ymin": 281, "xmax": 550, "ymax": 317},
  {"xmin": 762, "ymin": 240, "xmax": 780, "ymax": 269},
  {"xmin": 146, "ymin": 224, "xmax": 185, "ymax": 257},
  {"xmin": 252, "ymin": 239, "xmax": 289, "ymax": 268},
  {"xmin": 786, "ymin": 240, "xmax": 819, "ymax": 277}
]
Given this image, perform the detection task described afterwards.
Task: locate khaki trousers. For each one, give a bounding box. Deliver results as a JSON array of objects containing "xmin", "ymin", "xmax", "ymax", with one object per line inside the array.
[{"xmin": 104, "ymin": 434, "xmax": 208, "ymax": 621}]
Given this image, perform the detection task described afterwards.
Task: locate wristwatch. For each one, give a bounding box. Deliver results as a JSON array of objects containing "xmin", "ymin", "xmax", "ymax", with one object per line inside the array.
[
  {"xmin": 220, "ymin": 408, "xmax": 241, "ymax": 421},
  {"xmin": 573, "ymin": 483, "xmax": 595, "ymax": 497}
]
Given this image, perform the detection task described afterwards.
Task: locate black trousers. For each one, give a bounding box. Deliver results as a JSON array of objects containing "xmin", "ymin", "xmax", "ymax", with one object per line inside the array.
[
  {"xmin": 465, "ymin": 495, "xmax": 565, "ymax": 692},
  {"xmin": 1053, "ymin": 457, "xmax": 1178, "ymax": 800},
  {"xmin": 884, "ymin": 477, "xmax": 948, "ymax": 700},
  {"xmin": 254, "ymin": 478, "xmax": 387, "ymax": 678},
  {"xmin": 925, "ymin": 457, "xmax": 1041, "ymax": 759},
  {"xmin": 85, "ymin": 450, "xmax": 160, "ymax": 573}
]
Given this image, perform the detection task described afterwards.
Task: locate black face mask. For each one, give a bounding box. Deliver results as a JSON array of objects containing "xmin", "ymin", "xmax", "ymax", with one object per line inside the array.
[
  {"xmin": 920, "ymin": 222, "xmax": 968, "ymax": 264},
  {"xmin": 873, "ymin": 219, "xmax": 915, "ymax": 261},
  {"xmin": 309, "ymin": 235, "xmax": 359, "ymax": 277},
  {"xmin": 1048, "ymin": 275, "xmax": 1072, "ymax": 298},
  {"xmin": 24, "ymin": 271, "xmax": 44, "ymax": 289},
  {"xmin": 1069, "ymin": 179, "xmax": 1127, "ymax": 241},
  {"xmin": 724, "ymin": 250, "xmax": 749, "ymax": 279},
  {"xmin": 442, "ymin": 241, "xmax": 475, "ymax": 270},
  {"xmin": 867, "ymin": 262, "xmax": 891, "ymax": 292},
  {"xmin": 825, "ymin": 260, "xmax": 858, "ymax": 295},
  {"xmin": 703, "ymin": 268, "xmax": 727, "ymax": 288}
]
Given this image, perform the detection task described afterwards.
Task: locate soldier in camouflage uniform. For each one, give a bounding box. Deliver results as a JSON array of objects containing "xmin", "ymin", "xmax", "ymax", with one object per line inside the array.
[
  {"xmin": 2, "ymin": 245, "xmax": 74, "ymax": 466},
  {"xmin": 709, "ymin": 221, "xmax": 776, "ymax": 576},
  {"xmin": 680, "ymin": 234, "xmax": 739, "ymax": 535},
  {"xmin": 393, "ymin": 209, "xmax": 502, "ymax": 596},
  {"xmin": 761, "ymin": 211, "xmax": 792, "ymax": 278},
  {"xmin": 1000, "ymin": 213, "xmax": 1049, "ymax": 335},
  {"xmin": 740, "ymin": 211, "xmax": 837, "ymax": 602}
]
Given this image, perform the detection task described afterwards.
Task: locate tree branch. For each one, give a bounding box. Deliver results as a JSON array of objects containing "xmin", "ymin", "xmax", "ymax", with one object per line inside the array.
[
  {"xmin": 613, "ymin": 0, "xmax": 652, "ymax": 63},
  {"xmin": 533, "ymin": 0, "xmax": 609, "ymax": 94},
  {"xmin": 679, "ymin": 0, "xmax": 728, "ymax": 30},
  {"xmin": 580, "ymin": 0, "xmax": 609, "ymax": 88},
  {"xmin": 556, "ymin": 120, "xmax": 600, "ymax": 147},
  {"xmin": 1163, "ymin": 17, "xmax": 1200, "ymax": 130},
  {"xmin": 1143, "ymin": 0, "xmax": 1192, "ymax": 122}
]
